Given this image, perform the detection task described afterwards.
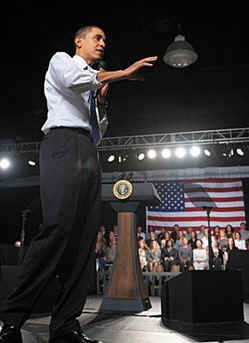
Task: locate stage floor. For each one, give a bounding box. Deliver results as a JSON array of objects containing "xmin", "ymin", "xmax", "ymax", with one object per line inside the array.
[{"xmin": 14, "ymin": 296, "xmax": 249, "ymax": 343}]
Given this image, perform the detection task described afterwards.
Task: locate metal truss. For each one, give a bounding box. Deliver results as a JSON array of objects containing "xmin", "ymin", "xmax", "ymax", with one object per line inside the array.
[{"xmin": 0, "ymin": 127, "xmax": 249, "ymax": 153}]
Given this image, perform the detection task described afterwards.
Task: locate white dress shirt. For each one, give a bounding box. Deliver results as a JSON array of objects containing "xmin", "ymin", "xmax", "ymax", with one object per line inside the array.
[
  {"xmin": 42, "ymin": 52, "xmax": 107, "ymax": 143},
  {"xmin": 193, "ymin": 248, "xmax": 208, "ymax": 270}
]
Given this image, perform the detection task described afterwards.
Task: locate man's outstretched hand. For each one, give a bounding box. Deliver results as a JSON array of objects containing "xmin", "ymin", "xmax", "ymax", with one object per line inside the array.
[{"xmin": 123, "ymin": 56, "xmax": 158, "ymax": 81}]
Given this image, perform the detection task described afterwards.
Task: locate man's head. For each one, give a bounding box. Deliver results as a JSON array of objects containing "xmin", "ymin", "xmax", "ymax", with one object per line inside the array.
[{"xmin": 74, "ymin": 25, "xmax": 106, "ymax": 65}]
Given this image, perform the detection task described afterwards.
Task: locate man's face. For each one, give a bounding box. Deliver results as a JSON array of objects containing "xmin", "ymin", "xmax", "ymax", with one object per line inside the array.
[
  {"xmin": 240, "ymin": 223, "xmax": 246, "ymax": 230},
  {"xmin": 77, "ymin": 27, "xmax": 106, "ymax": 63}
]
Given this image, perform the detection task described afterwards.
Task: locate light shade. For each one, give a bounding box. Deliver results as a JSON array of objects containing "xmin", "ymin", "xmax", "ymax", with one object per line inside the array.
[{"xmin": 163, "ymin": 34, "xmax": 198, "ymax": 68}]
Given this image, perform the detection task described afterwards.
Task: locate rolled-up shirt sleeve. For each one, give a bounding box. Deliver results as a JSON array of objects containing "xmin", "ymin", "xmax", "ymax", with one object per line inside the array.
[{"xmin": 49, "ymin": 52, "xmax": 102, "ymax": 93}]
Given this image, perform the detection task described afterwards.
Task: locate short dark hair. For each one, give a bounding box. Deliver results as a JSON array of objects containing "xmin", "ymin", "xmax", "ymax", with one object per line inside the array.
[{"xmin": 74, "ymin": 25, "xmax": 101, "ymax": 40}]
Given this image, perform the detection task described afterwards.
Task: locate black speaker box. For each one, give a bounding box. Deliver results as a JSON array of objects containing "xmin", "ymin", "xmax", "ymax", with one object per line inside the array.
[
  {"xmin": 161, "ymin": 271, "xmax": 249, "ymax": 342},
  {"xmin": 162, "ymin": 271, "xmax": 243, "ymax": 324},
  {"xmin": 227, "ymin": 249, "xmax": 249, "ymax": 302}
]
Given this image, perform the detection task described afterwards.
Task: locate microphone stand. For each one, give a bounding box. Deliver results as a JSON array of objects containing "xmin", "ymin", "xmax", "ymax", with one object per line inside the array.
[{"xmin": 203, "ymin": 206, "xmax": 214, "ymax": 270}]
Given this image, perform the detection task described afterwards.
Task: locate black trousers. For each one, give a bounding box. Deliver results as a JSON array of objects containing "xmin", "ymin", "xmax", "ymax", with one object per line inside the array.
[{"xmin": 0, "ymin": 128, "xmax": 102, "ymax": 333}]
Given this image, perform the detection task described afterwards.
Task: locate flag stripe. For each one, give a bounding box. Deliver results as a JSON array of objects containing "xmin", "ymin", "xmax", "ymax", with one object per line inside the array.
[
  {"xmin": 185, "ymin": 187, "xmax": 243, "ymax": 193},
  {"xmin": 185, "ymin": 206, "xmax": 244, "ymax": 212},
  {"xmin": 185, "ymin": 201, "xmax": 244, "ymax": 208},
  {"xmin": 148, "ymin": 211, "xmax": 244, "ymax": 218},
  {"xmin": 185, "ymin": 196, "xmax": 244, "ymax": 202},
  {"xmin": 148, "ymin": 216, "xmax": 244, "ymax": 224},
  {"xmin": 184, "ymin": 178, "xmax": 241, "ymax": 183}
]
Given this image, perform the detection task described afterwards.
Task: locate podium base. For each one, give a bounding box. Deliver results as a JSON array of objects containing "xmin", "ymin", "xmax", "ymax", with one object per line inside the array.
[{"xmin": 99, "ymin": 297, "xmax": 151, "ymax": 313}]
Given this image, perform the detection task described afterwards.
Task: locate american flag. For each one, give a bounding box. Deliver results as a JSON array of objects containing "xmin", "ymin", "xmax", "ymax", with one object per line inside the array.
[{"xmin": 146, "ymin": 178, "xmax": 246, "ymax": 229}]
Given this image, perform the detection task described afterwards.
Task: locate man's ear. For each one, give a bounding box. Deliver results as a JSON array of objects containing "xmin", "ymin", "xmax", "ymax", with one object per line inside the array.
[{"xmin": 74, "ymin": 37, "xmax": 83, "ymax": 48}]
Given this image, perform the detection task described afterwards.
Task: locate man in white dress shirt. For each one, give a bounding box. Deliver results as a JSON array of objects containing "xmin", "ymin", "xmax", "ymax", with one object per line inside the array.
[{"xmin": 0, "ymin": 26, "xmax": 157, "ymax": 343}]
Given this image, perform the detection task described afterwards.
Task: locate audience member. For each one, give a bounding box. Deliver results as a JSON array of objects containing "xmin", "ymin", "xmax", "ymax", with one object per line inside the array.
[
  {"xmin": 178, "ymin": 237, "xmax": 193, "ymax": 271},
  {"xmin": 159, "ymin": 231, "xmax": 171, "ymax": 249},
  {"xmin": 188, "ymin": 230, "xmax": 198, "ymax": 249},
  {"xmin": 138, "ymin": 238, "xmax": 149, "ymax": 271},
  {"xmin": 161, "ymin": 239, "xmax": 179, "ymax": 272},
  {"xmin": 137, "ymin": 226, "xmax": 146, "ymax": 240},
  {"xmin": 234, "ymin": 231, "xmax": 246, "ymax": 250},
  {"xmin": 218, "ymin": 228, "xmax": 228, "ymax": 250},
  {"xmin": 225, "ymin": 224, "xmax": 234, "ymax": 238},
  {"xmin": 147, "ymin": 240, "xmax": 163, "ymax": 272},
  {"xmin": 211, "ymin": 238, "xmax": 224, "ymax": 271},
  {"xmin": 193, "ymin": 239, "xmax": 208, "ymax": 270},
  {"xmin": 239, "ymin": 222, "xmax": 249, "ymax": 241},
  {"xmin": 174, "ymin": 230, "xmax": 184, "ymax": 250}
]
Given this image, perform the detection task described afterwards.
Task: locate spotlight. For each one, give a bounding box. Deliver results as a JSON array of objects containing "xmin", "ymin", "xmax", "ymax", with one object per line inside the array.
[
  {"xmin": 222, "ymin": 147, "xmax": 234, "ymax": 158},
  {"xmin": 147, "ymin": 149, "xmax": 157, "ymax": 159},
  {"xmin": 118, "ymin": 154, "xmax": 128, "ymax": 163},
  {"xmin": 137, "ymin": 153, "xmax": 145, "ymax": 161},
  {"xmin": 161, "ymin": 148, "xmax": 171, "ymax": 159},
  {"xmin": 107, "ymin": 155, "xmax": 115, "ymax": 162},
  {"xmin": 204, "ymin": 148, "xmax": 211, "ymax": 157},
  {"xmin": 190, "ymin": 146, "xmax": 201, "ymax": 158},
  {"xmin": 175, "ymin": 147, "xmax": 186, "ymax": 159},
  {"xmin": 0, "ymin": 158, "xmax": 11, "ymax": 170},
  {"xmin": 28, "ymin": 160, "xmax": 36, "ymax": 166},
  {"xmin": 236, "ymin": 148, "xmax": 245, "ymax": 156}
]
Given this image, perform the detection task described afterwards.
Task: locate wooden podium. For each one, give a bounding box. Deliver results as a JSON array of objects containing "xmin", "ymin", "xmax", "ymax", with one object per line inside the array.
[{"xmin": 100, "ymin": 181, "xmax": 160, "ymax": 312}]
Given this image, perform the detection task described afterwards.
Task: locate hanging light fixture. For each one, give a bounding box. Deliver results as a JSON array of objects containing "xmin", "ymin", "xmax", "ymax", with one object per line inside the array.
[{"xmin": 163, "ymin": 24, "xmax": 198, "ymax": 68}]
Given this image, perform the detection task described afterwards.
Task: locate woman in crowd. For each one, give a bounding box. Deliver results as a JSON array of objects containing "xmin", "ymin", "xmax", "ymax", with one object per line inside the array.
[
  {"xmin": 193, "ymin": 239, "xmax": 208, "ymax": 270},
  {"xmin": 174, "ymin": 230, "xmax": 184, "ymax": 250},
  {"xmin": 105, "ymin": 230, "xmax": 117, "ymax": 269},
  {"xmin": 138, "ymin": 238, "xmax": 149, "ymax": 271},
  {"xmin": 94, "ymin": 231, "xmax": 108, "ymax": 270},
  {"xmin": 159, "ymin": 230, "xmax": 171, "ymax": 249},
  {"xmin": 225, "ymin": 224, "xmax": 234, "ymax": 238},
  {"xmin": 218, "ymin": 228, "xmax": 228, "ymax": 251},
  {"xmin": 178, "ymin": 237, "xmax": 193, "ymax": 271},
  {"xmin": 223, "ymin": 237, "xmax": 238, "ymax": 269},
  {"xmin": 234, "ymin": 231, "xmax": 247, "ymax": 250},
  {"xmin": 188, "ymin": 230, "xmax": 198, "ymax": 249},
  {"xmin": 211, "ymin": 238, "xmax": 224, "ymax": 270},
  {"xmin": 147, "ymin": 240, "xmax": 163, "ymax": 272},
  {"xmin": 213, "ymin": 226, "xmax": 220, "ymax": 241},
  {"xmin": 161, "ymin": 239, "xmax": 179, "ymax": 272}
]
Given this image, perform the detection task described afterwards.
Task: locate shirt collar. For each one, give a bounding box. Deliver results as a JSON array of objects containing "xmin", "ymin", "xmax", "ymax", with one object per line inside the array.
[
  {"xmin": 73, "ymin": 55, "xmax": 98, "ymax": 73},
  {"xmin": 73, "ymin": 55, "xmax": 89, "ymax": 70}
]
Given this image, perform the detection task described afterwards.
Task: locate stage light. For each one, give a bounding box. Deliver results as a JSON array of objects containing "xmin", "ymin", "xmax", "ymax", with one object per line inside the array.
[
  {"xmin": 190, "ymin": 146, "xmax": 201, "ymax": 158},
  {"xmin": 0, "ymin": 158, "xmax": 11, "ymax": 170},
  {"xmin": 147, "ymin": 149, "xmax": 157, "ymax": 159},
  {"xmin": 137, "ymin": 153, "xmax": 145, "ymax": 161},
  {"xmin": 161, "ymin": 148, "xmax": 171, "ymax": 159},
  {"xmin": 107, "ymin": 155, "xmax": 115, "ymax": 162},
  {"xmin": 175, "ymin": 147, "xmax": 186, "ymax": 158},
  {"xmin": 28, "ymin": 160, "xmax": 36, "ymax": 166},
  {"xmin": 163, "ymin": 31, "xmax": 198, "ymax": 68},
  {"xmin": 222, "ymin": 147, "xmax": 234, "ymax": 158},
  {"xmin": 236, "ymin": 148, "xmax": 245, "ymax": 156},
  {"xmin": 117, "ymin": 154, "xmax": 128, "ymax": 163},
  {"xmin": 204, "ymin": 148, "xmax": 211, "ymax": 157}
]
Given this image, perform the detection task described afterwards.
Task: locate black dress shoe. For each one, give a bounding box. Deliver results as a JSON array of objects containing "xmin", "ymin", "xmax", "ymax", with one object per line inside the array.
[
  {"xmin": 0, "ymin": 325, "xmax": 22, "ymax": 343},
  {"xmin": 49, "ymin": 328, "xmax": 103, "ymax": 343}
]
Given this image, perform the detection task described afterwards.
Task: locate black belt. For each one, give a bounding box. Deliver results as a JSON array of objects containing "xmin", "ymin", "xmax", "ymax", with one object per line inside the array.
[{"xmin": 50, "ymin": 126, "xmax": 92, "ymax": 139}]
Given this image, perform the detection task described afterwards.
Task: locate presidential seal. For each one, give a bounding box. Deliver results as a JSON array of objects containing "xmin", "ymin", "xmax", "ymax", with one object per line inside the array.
[{"xmin": 113, "ymin": 179, "xmax": 133, "ymax": 200}]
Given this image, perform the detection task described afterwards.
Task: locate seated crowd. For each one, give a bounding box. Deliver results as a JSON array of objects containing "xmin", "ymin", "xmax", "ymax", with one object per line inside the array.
[{"xmin": 94, "ymin": 223, "xmax": 249, "ymax": 273}]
